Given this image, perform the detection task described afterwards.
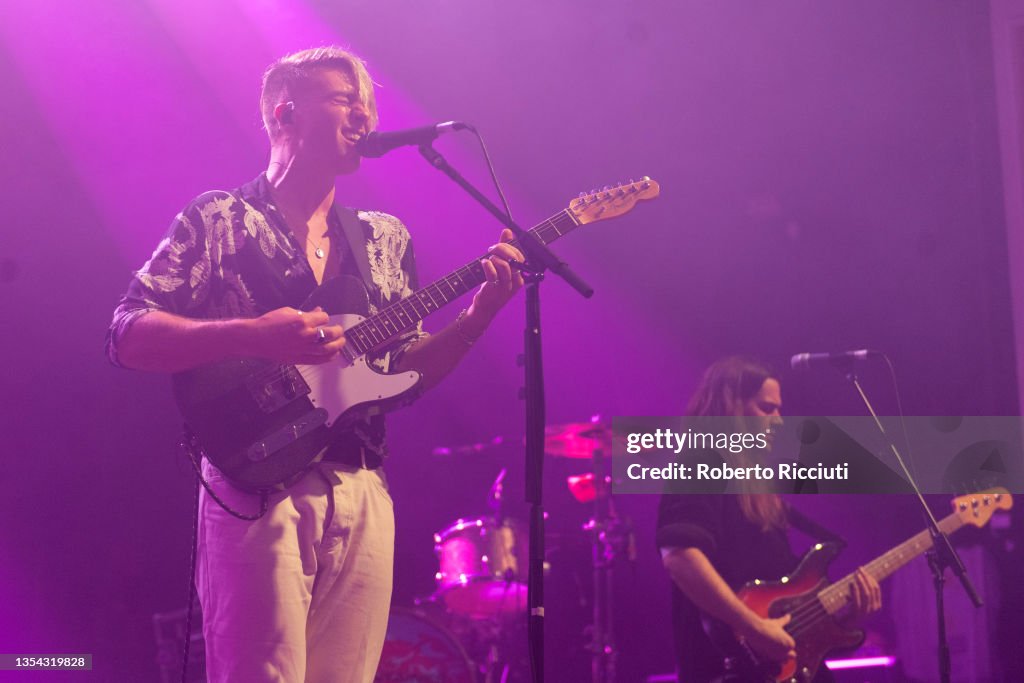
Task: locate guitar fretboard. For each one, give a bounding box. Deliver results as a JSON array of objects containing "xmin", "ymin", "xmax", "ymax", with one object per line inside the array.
[
  {"xmin": 342, "ymin": 208, "xmax": 580, "ymax": 355},
  {"xmin": 816, "ymin": 510, "xmax": 963, "ymax": 615}
]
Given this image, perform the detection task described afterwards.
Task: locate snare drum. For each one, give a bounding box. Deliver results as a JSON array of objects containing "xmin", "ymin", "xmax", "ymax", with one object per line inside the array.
[
  {"xmin": 433, "ymin": 517, "xmax": 528, "ymax": 618},
  {"xmin": 374, "ymin": 608, "xmax": 477, "ymax": 683}
]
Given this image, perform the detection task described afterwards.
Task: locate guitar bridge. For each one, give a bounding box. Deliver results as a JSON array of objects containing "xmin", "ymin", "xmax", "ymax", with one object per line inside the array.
[{"xmin": 247, "ymin": 408, "xmax": 329, "ymax": 462}]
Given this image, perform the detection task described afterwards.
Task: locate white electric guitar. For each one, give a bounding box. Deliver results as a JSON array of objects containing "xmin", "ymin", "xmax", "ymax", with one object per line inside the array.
[{"xmin": 173, "ymin": 178, "xmax": 660, "ymax": 490}]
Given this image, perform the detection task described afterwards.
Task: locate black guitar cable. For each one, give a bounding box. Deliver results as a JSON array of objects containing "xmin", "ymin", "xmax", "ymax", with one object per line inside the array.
[
  {"xmin": 180, "ymin": 473, "xmax": 200, "ymax": 683},
  {"xmin": 181, "ymin": 430, "xmax": 270, "ymax": 522}
]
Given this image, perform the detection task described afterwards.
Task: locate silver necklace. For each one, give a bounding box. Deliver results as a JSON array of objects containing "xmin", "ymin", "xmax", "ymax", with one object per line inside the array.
[{"xmin": 304, "ymin": 232, "xmax": 327, "ymax": 259}]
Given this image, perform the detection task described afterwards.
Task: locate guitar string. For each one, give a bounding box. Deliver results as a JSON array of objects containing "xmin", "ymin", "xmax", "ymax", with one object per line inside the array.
[
  {"xmin": 214, "ymin": 190, "xmax": 621, "ymax": 385},
  {"xmin": 242, "ymin": 349, "xmax": 352, "ymax": 390},
  {"xmin": 784, "ymin": 601, "xmax": 829, "ymax": 638},
  {"xmin": 344, "ymin": 208, "xmax": 576, "ymax": 344},
  {"xmin": 237, "ymin": 210, "xmax": 567, "ymax": 386},
  {"xmin": 783, "ymin": 527, "xmax": 954, "ymax": 638},
  {"xmin": 789, "ymin": 507, "xmax": 995, "ymax": 638},
  {"xmin": 785, "ymin": 576, "xmax": 855, "ymax": 628},
  {"xmin": 323, "ymin": 195, "xmax": 606, "ymax": 346},
  {"xmin": 220, "ymin": 198, "xmax": 611, "ymax": 429},
  {"xmin": 785, "ymin": 573, "xmax": 874, "ymax": 637},
  {"xmin": 787, "ymin": 577, "xmax": 902, "ymax": 638},
  {"xmin": 245, "ymin": 236, "xmax": 536, "ymax": 388},
  {"xmin": 234, "ymin": 210, "xmax": 577, "ymax": 389},
  {"xmin": 778, "ymin": 569, "xmax": 893, "ymax": 637}
]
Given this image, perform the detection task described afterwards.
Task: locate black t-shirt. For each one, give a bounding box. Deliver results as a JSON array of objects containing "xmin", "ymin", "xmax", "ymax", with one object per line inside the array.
[{"xmin": 656, "ymin": 489, "xmax": 797, "ymax": 682}]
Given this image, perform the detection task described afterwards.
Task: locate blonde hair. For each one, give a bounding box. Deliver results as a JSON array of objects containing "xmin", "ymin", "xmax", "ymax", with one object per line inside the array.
[{"xmin": 260, "ymin": 46, "xmax": 379, "ymax": 140}]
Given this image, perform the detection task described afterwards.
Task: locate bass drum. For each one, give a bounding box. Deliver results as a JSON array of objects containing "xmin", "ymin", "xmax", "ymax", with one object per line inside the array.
[{"xmin": 374, "ymin": 607, "xmax": 478, "ymax": 683}]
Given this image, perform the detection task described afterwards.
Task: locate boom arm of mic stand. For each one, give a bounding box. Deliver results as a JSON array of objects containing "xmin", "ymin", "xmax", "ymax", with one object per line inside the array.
[
  {"xmin": 418, "ymin": 143, "xmax": 594, "ymax": 298},
  {"xmin": 846, "ymin": 370, "xmax": 980, "ymax": 683},
  {"xmin": 845, "ymin": 372, "xmax": 981, "ymax": 607}
]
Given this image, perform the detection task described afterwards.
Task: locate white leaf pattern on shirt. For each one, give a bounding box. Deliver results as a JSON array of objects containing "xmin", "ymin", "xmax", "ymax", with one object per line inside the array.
[
  {"xmin": 199, "ymin": 195, "xmax": 242, "ymax": 266},
  {"xmin": 134, "ymin": 214, "xmax": 196, "ymax": 294},
  {"xmin": 360, "ymin": 210, "xmax": 412, "ymax": 301},
  {"xmin": 243, "ymin": 201, "xmax": 280, "ymax": 259}
]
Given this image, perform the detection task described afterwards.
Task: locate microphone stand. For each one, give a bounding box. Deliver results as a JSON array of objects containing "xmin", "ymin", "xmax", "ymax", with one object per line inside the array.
[
  {"xmin": 843, "ymin": 368, "xmax": 981, "ymax": 683},
  {"xmin": 419, "ymin": 143, "xmax": 593, "ymax": 683}
]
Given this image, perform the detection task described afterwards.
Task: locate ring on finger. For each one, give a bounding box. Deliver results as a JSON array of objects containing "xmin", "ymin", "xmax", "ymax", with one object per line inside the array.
[{"xmin": 316, "ymin": 327, "xmax": 327, "ymax": 343}]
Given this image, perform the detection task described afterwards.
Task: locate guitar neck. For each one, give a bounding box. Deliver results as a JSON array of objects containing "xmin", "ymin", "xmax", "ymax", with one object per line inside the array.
[
  {"xmin": 342, "ymin": 209, "xmax": 580, "ymax": 355},
  {"xmin": 817, "ymin": 510, "xmax": 963, "ymax": 614}
]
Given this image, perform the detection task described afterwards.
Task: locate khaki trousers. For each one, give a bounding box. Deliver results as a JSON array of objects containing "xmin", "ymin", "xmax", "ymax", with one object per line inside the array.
[{"xmin": 197, "ymin": 460, "xmax": 395, "ymax": 682}]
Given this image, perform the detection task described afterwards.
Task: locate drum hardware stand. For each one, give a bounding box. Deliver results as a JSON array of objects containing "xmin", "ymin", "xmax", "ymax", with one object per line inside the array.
[
  {"xmin": 420, "ymin": 141, "xmax": 593, "ymax": 683},
  {"xmin": 490, "ymin": 467, "xmax": 508, "ymax": 525},
  {"xmin": 582, "ymin": 438, "xmax": 632, "ymax": 683},
  {"xmin": 484, "ymin": 643, "xmax": 511, "ymax": 683},
  {"xmin": 422, "ymin": 467, "xmax": 531, "ymax": 683}
]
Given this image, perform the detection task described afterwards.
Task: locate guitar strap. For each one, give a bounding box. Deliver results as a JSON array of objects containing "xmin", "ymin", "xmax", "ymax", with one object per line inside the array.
[
  {"xmin": 334, "ymin": 205, "xmax": 375, "ymax": 293},
  {"xmin": 786, "ymin": 504, "xmax": 847, "ymax": 548}
]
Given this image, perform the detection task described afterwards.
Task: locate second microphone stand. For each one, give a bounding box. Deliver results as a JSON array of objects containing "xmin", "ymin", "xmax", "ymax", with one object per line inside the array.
[
  {"xmin": 419, "ymin": 142, "xmax": 593, "ymax": 683},
  {"xmin": 843, "ymin": 367, "xmax": 981, "ymax": 683}
]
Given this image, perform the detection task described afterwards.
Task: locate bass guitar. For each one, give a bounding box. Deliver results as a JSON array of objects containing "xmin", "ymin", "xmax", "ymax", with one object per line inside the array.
[
  {"xmin": 173, "ymin": 179, "xmax": 660, "ymax": 490},
  {"xmin": 717, "ymin": 488, "xmax": 1012, "ymax": 682}
]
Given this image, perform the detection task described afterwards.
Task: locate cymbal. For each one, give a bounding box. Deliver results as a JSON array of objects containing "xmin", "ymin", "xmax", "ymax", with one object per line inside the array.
[{"xmin": 544, "ymin": 422, "xmax": 613, "ymax": 459}]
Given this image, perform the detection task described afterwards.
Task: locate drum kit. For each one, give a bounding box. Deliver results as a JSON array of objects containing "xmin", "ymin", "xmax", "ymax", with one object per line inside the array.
[{"xmin": 375, "ymin": 417, "xmax": 632, "ymax": 683}]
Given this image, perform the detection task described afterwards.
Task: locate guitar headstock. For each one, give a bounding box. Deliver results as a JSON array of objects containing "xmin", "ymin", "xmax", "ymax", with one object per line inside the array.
[
  {"xmin": 952, "ymin": 487, "xmax": 1012, "ymax": 527},
  {"xmin": 569, "ymin": 177, "xmax": 660, "ymax": 225}
]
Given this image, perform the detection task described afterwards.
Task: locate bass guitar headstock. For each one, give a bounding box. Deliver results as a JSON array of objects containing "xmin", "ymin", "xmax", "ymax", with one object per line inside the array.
[
  {"xmin": 569, "ymin": 177, "xmax": 660, "ymax": 225},
  {"xmin": 952, "ymin": 487, "xmax": 1012, "ymax": 527}
]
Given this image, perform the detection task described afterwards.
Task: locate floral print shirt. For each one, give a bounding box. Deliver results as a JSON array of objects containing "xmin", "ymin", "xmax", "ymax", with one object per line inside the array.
[{"xmin": 107, "ymin": 173, "xmax": 428, "ymax": 461}]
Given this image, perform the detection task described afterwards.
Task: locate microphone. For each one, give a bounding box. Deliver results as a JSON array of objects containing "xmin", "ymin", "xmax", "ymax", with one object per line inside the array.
[
  {"xmin": 790, "ymin": 349, "xmax": 881, "ymax": 370},
  {"xmin": 357, "ymin": 121, "xmax": 467, "ymax": 158}
]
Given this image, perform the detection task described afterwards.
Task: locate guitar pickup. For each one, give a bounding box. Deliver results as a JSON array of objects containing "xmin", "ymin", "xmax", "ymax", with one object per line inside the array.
[
  {"xmin": 247, "ymin": 408, "xmax": 328, "ymax": 462},
  {"xmin": 246, "ymin": 365, "xmax": 311, "ymax": 413}
]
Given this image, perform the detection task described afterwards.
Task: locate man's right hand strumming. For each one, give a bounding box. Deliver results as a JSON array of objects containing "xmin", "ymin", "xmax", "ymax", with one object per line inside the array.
[
  {"xmin": 249, "ymin": 306, "xmax": 345, "ymax": 365},
  {"xmin": 114, "ymin": 306, "xmax": 345, "ymax": 373}
]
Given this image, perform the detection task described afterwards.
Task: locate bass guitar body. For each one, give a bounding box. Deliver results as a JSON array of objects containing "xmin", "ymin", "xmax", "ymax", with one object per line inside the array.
[
  {"xmin": 726, "ymin": 543, "xmax": 862, "ymax": 683},
  {"xmin": 717, "ymin": 489, "xmax": 1012, "ymax": 683}
]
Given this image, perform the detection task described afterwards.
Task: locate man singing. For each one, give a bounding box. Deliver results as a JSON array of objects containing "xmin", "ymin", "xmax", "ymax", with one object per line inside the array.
[{"xmin": 107, "ymin": 47, "xmax": 524, "ymax": 682}]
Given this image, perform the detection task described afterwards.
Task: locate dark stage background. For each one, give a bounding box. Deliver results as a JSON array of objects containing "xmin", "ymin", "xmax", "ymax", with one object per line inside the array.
[{"xmin": 0, "ymin": 0, "xmax": 1021, "ymax": 680}]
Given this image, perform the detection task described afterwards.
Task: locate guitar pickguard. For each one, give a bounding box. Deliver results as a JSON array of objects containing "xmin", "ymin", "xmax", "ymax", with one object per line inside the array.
[{"xmin": 298, "ymin": 312, "xmax": 421, "ymax": 429}]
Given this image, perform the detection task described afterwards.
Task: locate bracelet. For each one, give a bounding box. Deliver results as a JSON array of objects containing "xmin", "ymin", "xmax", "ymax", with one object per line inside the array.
[{"xmin": 455, "ymin": 308, "xmax": 482, "ymax": 347}]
